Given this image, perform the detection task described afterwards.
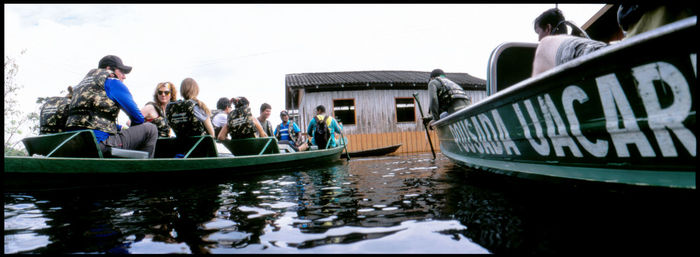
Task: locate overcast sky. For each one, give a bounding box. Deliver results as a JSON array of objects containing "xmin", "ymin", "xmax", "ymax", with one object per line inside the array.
[{"xmin": 4, "ymin": 3, "xmax": 604, "ymax": 136}]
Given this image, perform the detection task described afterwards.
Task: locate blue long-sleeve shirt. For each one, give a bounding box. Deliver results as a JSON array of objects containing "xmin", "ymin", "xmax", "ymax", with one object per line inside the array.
[{"xmin": 91, "ymin": 78, "xmax": 145, "ymax": 142}]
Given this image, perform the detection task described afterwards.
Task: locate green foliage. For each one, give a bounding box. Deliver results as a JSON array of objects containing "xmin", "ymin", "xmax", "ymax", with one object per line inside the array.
[{"xmin": 4, "ymin": 50, "xmax": 37, "ymax": 156}]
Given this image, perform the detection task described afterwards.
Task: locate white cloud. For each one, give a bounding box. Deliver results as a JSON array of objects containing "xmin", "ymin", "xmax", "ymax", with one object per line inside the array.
[{"xmin": 4, "ymin": 3, "xmax": 604, "ymax": 141}]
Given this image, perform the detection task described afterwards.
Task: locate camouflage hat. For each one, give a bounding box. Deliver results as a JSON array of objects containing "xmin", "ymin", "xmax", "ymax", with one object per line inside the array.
[
  {"xmin": 98, "ymin": 55, "xmax": 132, "ymax": 74},
  {"xmin": 232, "ymin": 97, "xmax": 249, "ymax": 109}
]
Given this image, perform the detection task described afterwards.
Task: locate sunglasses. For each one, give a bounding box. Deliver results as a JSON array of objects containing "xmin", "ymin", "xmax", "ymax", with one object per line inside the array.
[{"xmin": 158, "ymin": 90, "xmax": 171, "ymax": 96}]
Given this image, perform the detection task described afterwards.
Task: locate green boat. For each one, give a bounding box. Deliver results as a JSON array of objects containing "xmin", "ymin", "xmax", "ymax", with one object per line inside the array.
[
  {"xmin": 4, "ymin": 130, "xmax": 344, "ymax": 174},
  {"xmin": 432, "ymin": 17, "xmax": 696, "ymax": 189}
]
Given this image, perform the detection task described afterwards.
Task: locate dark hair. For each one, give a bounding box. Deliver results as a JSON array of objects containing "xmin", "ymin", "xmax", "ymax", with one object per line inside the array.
[
  {"xmin": 430, "ymin": 69, "xmax": 445, "ymax": 79},
  {"xmin": 260, "ymin": 103, "xmax": 271, "ymax": 113},
  {"xmin": 534, "ymin": 8, "xmax": 567, "ymax": 35},
  {"xmin": 316, "ymin": 105, "xmax": 326, "ymax": 113},
  {"xmin": 216, "ymin": 97, "xmax": 230, "ymax": 110}
]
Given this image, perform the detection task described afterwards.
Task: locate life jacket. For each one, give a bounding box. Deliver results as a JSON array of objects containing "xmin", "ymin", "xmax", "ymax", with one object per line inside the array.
[
  {"xmin": 166, "ymin": 99, "xmax": 206, "ymax": 137},
  {"xmin": 210, "ymin": 109, "xmax": 222, "ymax": 125},
  {"xmin": 146, "ymin": 101, "xmax": 170, "ymax": 137},
  {"xmin": 435, "ymin": 77, "xmax": 470, "ymax": 114},
  {"xmin": 313, "ymin": 115, "xmax": 331, "ymax": 149},
  {"xmin": 65, "ymin": 68, "xmax": 120, "ymax": 134},
  {"xmin": 226, "ymin": 106, "xmax": 256, "ymax": 139},
  {"xmin": 39, "ymin": 96, "xmax": 71, "ymax": 134},
  {"xmin": 275, "ymin": 120, "xmax": 298, "ymax": 142}
]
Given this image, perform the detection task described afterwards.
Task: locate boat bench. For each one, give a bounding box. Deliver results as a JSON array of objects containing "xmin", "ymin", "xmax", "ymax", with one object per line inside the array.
[
  {"xmin": 220, "ymin": 137, "xmax": 280, "ymax": 156},
  {"xmin": 22, "ymin": 130, "xmax": 219, "ymax": 159},
  {"xmin": 487, "ymin": 42, "xmax": 537, "ymax": 95},
  {"xmin": 22, "ymin": 130, "xmax": 149, "ymax": 159},
  {"xmin": 154, "ymin": 135, "xmax": 218, "ymax": 158}
]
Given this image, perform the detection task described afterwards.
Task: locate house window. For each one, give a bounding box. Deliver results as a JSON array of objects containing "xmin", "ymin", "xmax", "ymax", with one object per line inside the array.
[
  {"xmin": 333, "ymin": 99, "xmax": 356, "ymax": 125},
  {"xmin": 395, "ymin": 98, "xmax": 415, "ymax": 122}
]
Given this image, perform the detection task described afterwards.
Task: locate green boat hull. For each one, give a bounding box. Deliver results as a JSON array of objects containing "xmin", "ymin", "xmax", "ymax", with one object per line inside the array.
[
  {"xmin": 4, "ymin": 147, "xmax": 343, "ymax": 174},
  {"xmin": 433, "ymin": 17, "xmax": 696, "ymax": 189},
  {"xmin": 4, "ymin": 130, "xmax": 344, "ymax": 174}
]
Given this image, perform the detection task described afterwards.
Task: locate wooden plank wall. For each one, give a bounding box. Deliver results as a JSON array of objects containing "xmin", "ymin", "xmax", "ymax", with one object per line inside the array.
[
  {"xmin": 338, "ymin": 130, "xmax": 440, "ymax": 154},
  {"xmin": 297, "ymin": 88, "xmax": 486, "ymax": 153}
]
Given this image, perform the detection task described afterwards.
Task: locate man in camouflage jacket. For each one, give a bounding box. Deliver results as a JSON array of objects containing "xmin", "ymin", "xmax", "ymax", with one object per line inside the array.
[{"xmin": 65, "ymin": 55, "xmax": 158, "ymax": 157}]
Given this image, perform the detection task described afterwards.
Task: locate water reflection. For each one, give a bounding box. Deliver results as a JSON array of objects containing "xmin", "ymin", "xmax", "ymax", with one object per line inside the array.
[{"xmin": 5, "ymin": 153, "xmax": 694, "ymax": 254}]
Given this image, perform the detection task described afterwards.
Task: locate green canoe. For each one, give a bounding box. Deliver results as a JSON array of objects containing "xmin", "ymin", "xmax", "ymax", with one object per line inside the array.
[
  {"xmin": 4, "ymin": 130, "xmax": 344, "ymax": 174},
  {"xmin": 432, "ymin": 17, "xmax": 696, "ymax": 189}
]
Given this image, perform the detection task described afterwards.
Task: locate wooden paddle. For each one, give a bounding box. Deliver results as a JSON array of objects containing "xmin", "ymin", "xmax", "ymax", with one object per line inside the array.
[{"xmin": 413, "ymin": 93, "xmax": 436, "ymax": 160}]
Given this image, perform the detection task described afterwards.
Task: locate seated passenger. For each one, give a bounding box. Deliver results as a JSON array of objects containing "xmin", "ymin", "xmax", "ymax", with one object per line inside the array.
[
  {"xmin": 165, "ymin": 77, "xmax": 215, "ymax": 138},
  {"xmin": 257, "ymin": 103, "xmax": 274, "ymax": 138},
  {"xmin": 65, "ymin": 55, "xmax": 158, "ymax": 158},
  {"xmin": 140, "ymin": 81, "xmax": 177, "ymax": 137},
  {"xmin": 274, "ymin": 110, "xmax": 309, "ymax": 151},
  {"xmin": 39, "ymin": 86, "xmax": 73, "ymax": 134},
  {"xmin": 306, "ymin": 105, "xmax": 343, "ymax": 149},
  {"xmin": 531, "ymin": 5, "xmax": 695, "ymax": 77},
  {"xmin": 211, "ymin": 97, "xmax": 232, "ymax": 137},
  {"xmin": 217, "ymin": 97, "xmax": 267, "ymax": 140}
]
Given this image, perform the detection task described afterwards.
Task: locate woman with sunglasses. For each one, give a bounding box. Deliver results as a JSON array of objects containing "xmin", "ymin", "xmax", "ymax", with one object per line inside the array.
[{"xmin": 140, "ymin": 82, "xmax": 178, "ymax": 137}]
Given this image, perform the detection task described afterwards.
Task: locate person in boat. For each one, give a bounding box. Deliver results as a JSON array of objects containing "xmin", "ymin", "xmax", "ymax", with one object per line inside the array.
[
  {"xmin": 534, "ymin": 8, "xmax": 568, "ymax": 41},
  {"xmin": 306, "ymin": 105, "xmax": 343, "ymax": 149},
  {"xmin": 39, "ymin": 85, "xmax": 73, "ymax": 134},
  {"xmin": 531, "ymin": 4, "xmax": 695, "ymax": 77},
  {"xmin": 217, "ymin": 96, "xmax": 268, "ymax": 140},
  {"xmin": 274, "ymin": 110, "xmax": 309, "ymax": 152},
  {"xmin": 211, "ymin": 97, "xmax": 232, "ymax": 138},
  {"xmin": 423, "ymin": 69, "xmax": 471, "ymax": 128},
  {"xmin": 257, "ymin": 103, "xmax": 274, "ymax": 138},
  {"xmin": 65, "ymin": 55, "xmax": 158, "ymax": 158},
  {"xmin": 165, "ymin": 77, "xmax": 216, "ymax": 138},
  {"xmin": 138, "ymin": 81, "xmax": 177, "ymax": 138}
]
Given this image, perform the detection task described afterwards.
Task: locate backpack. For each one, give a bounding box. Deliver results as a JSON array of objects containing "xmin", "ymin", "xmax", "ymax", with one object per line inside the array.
[
  {"xmin": 227, "ymin": 106, "xmax": 256, "ymax": 139},
  {"xmin": 314, "ymin": 115, "xmax": 330, "ymax": 149},
  {"xmin": 166, "ymin": 99, "xmax": 206, "ymax": 137},
  {"xmin": 39, "ymin": 96, "xmax": 71, "ymax": 134}
]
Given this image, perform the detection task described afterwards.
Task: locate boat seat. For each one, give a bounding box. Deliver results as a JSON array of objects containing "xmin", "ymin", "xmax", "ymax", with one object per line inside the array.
[
  {"xmin": 21, "ymin": 129, "xmax": 150, "ymax": 159},
  {"xmin": 487, "ymin": 42, "xmax": 537, "ymax": 95},
  {"xmin": 109, "ymin": 148, "xmax": 149, "ymax": 159},
  {"xmin": 154, "ymin": 136, "xmax": 218, "ymax": 158},
  {"xmin": 278, "ymin": 144, "xmax": 296, "ymax": 153},
  {"xmin": 220, "ymin": 137, "xmax": 280, "ymax": 156},
  {"xmin": 22, "ymin": 130, "xmax": 103, "ymax": 158}
]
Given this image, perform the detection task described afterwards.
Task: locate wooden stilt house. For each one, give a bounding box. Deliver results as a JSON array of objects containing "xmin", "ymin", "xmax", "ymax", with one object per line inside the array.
[{"xmin": 284, "ymin": 70, "xmax": 486, "ymax": 154}]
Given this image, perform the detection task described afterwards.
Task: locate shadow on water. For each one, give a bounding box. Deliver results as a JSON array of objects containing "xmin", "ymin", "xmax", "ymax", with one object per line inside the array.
[
  {"xmin": 4, "ymin": 153, "xmax": 696, "ymax": 254},
  {"xmin": 442, "ymin": 162, "xmax": 697, "ymax": 255}
]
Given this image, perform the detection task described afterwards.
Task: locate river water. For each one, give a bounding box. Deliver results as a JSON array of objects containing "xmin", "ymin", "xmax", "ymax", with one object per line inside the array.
[{"xmin": 4, "ymin": 153, "xmax": 696, "ymax": 254}]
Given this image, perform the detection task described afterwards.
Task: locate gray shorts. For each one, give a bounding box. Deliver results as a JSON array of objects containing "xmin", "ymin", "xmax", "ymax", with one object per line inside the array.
[
  {"xmin": 555, "ymin": 37, "xmax": 608, "ymax": 65},
  {"xmin": 101, "ymin": 122, "xmax": 158, "ymax": 158}
]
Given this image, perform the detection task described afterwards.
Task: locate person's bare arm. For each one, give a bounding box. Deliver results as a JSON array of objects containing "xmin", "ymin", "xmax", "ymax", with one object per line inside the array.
[
  {"xmin": 218, "ymin": 125, "xmax": 228, "ymax": 141},
  {"xmin": 203, "ymin": 117, "xmax": 215, "ymax": 138}
]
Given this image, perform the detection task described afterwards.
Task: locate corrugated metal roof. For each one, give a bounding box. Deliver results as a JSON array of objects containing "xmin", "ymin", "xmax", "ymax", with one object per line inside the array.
[{"xmin": 285, "ymin": 70, "xmax": 485, "ymax": 90}]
